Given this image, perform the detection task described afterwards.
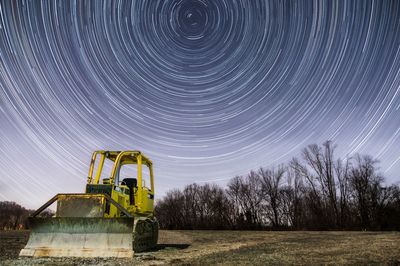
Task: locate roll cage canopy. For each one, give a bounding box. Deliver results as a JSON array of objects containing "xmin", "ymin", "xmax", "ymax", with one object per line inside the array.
[{"xmin": 87, "ymin": 150, "xmax": 154, "ymax": 192}]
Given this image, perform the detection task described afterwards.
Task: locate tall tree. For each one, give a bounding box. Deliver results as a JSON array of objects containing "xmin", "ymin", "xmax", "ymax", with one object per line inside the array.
[
  {"xmin": 350, "ymin": 154, "xmax": 383, "ymax": 229},
  {"xmin": 259, "ymin": 166, "xmax": 285, "ymax": 227}
]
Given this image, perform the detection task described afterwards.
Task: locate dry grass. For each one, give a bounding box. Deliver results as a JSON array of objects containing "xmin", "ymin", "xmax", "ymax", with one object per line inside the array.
[
  {"xmin": 178, "ymin": 231, "xmax": 400, "ymax": 265},
  {"xmin": 1, "ymin": 230, "xmax": 399, "ymax": 265}
]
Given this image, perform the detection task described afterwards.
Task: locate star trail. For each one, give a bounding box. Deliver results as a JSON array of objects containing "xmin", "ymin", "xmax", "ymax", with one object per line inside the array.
[{"xmin": 1, "ymin": 0, "xmax": 400, "ymax": 208}]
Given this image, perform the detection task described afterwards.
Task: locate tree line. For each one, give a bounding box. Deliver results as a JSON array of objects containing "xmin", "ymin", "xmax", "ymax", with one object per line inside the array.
[
  {"xmin": 0, "ymin": 202, "xmax": 53, "ymax": 230},
  {"xmin": 155, "ymin": 141, "xmax": 400, "ymax": 230},
  {"xmin": 0, "ymin": 201, "xmax": 31, "ymax": 230}
]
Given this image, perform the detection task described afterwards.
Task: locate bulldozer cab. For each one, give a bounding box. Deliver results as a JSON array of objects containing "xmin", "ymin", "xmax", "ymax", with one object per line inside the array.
[{"xmin": 86, "ymin": 150, "xmax": 154, "ymax": 216}]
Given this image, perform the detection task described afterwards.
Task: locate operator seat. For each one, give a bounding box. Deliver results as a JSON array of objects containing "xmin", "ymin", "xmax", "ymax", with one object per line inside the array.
[{"xmin": 121, "ymin": 178, "xmax": 137, "ymax": 205}]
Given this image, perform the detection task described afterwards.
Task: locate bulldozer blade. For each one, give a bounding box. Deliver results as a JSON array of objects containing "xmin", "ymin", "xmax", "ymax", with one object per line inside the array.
[{"xmin": 20, "ymin": 217, "xmax": 134, "ymax": 258}]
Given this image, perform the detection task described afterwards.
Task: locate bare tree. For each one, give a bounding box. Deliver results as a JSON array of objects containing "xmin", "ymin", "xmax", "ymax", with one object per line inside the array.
[
  {"xmin": 335, "ymin": 157, "xmax": 352, "ymax": 227},
  {"xmin": 349, "ymin": 154, "xmax": 383, "ymax": 229},
  {"xmin": 259, "ymin": 166, "xmax": 285, "ymax": 227},
  {"xmin": 301, "ymin": 141, "xmax": 339, "ymax": 227},
  {"xmin": 226, "ymin": 176, "xmax": 242, "ymax": 227},
  {"xmin": 155, "ymin": 189, "xmax": 185, "ymax": 229},
  {"xmin": 181, "ymin": 184, "xmax": 194, "ymax": 228},
  {"xmin": 290, "ymin": 157, "xmax": 326, "ymax": 228},
  {"xmin": 226, "ymin": 172, "xmax": 264, "ymax": 228},
  {"xmin": 285, "ymin": 166, "xmax": 304, "ymax": 228}
]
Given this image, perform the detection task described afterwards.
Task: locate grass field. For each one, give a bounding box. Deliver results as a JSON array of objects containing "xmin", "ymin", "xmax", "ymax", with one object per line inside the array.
[{"xmin": 1, "ymin": 230, "xmax": 399, "ymax": 265}]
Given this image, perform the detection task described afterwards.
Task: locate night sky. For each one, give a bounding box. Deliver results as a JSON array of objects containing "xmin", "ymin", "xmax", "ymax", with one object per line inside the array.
[{"xmin": 1, "ymin": 0, "xmax": 400, "ymax": 208}]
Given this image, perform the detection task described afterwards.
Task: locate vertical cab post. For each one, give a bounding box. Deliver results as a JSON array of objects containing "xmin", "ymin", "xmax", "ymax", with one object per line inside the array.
[
  {"xmin": 137, "ymin": 153, "xmax": 143, "ymax": 211},
  {"xmin": 149, "ymin": 162, "xmax": 154, "ymax": 194},
  {"xmin": 94, "ymin": 153, "xmax": 106, "ymax": 184},
  {"xmin": 110, "ymin": 152, "xmax": 123, "ymax": 187},
  {"xmin": 87, "ymin": 151, "xmax": 98, "ymax": 184},
  {"xmin": 87, "ymin": 151, "xmax": 106, "ymax": 185}
]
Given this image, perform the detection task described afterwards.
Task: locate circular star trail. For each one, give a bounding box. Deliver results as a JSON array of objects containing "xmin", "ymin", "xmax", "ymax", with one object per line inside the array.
[{"xmin": 0, "ymin": 0, "xmax": 400, "ymax": 207}]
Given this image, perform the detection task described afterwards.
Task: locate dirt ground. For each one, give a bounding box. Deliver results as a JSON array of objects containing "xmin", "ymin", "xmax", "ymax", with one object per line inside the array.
[{"xmin": 1, "ymin": 230, "xmax": 399, "ymax": 265}]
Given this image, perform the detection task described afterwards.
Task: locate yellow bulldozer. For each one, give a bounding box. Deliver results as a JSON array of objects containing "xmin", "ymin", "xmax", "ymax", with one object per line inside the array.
[{"xmin": 19, "ymin": 150, "xmax": 158, "ymax": 258}]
